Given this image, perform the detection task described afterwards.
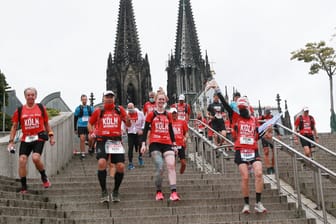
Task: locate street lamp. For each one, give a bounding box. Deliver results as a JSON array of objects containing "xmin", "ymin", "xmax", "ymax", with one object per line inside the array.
[{"xmin": 2, "ymin": 88, "xmax": 11, "ymax": 133}]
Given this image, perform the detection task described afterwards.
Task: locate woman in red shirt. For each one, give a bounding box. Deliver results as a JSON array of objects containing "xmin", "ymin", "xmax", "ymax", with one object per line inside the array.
[{"xmin": 140, "ymin": 92, "xmax": 180, "ymax": 201}]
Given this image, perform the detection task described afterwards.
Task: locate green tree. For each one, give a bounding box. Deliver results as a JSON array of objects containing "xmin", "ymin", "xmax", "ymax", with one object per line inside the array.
[
  {"xmin": 291, "ymin": 41, "xmax": 336, "ymax": 132},
  {"xmin": 0, "ymin": 70, "xmax": 10, "ymax": 109}
]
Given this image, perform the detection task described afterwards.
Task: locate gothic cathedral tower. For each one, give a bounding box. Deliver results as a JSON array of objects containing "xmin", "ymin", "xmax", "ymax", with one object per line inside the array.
[
  {"xmin": 106, "ymin": 0, "xmax": 152, "ymax": 107},
  {"xmin": 167, "ymin": 0, "xmax": 212, "ymax": 104}
]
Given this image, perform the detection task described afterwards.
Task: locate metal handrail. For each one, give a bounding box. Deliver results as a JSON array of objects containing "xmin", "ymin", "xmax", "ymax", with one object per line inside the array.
[
  {"xmin": 272, "ymin": 132, "xmax": 336, "ymax": 224},
  {"xmin": 188, "ymin": 118, "xmax": 335, "ymax": 223},
  {"xmin": 189, "ymin": 119, "xmax": 234, "ymax": 146},
  {"xmin": 276, "ymin": 122, "xmax": 336, "ymax": 157},
  {"xmin": 187, "ymin": 119, "xmax": 234, "ymax": 173}
]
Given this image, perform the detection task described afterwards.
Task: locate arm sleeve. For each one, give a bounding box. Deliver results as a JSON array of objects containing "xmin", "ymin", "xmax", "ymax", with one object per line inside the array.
[
  {"xmin": 169, "ymin": 123, "xmax": 176, "ymax": 143},
  {"xmin": 141, "ymin": 122, "xmax": 151, "ymax": 142},
  {"xmin": 216, "ymin": 91, "xmax": 233, "ymax": 119}
]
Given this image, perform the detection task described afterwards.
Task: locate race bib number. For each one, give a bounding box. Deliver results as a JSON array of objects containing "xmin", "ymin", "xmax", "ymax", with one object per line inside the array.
[
  {"xmin": 239, "ymin": 137, "xmax": 254, "ymax": 145},
  {"xmin": 25, "ymin": 135, "xmax": 38, "ymax": 143},
  {"xmin": 240, "ymin": 149, "xmax": 255, "ymax": 162},
  {"xmin": 105, "ymin": 140, "xmax": 125, "ymax": 154},
  {"xmin": 82, "ymin": 116, "xmax": 89, "ymax": 122},
  {"xmin": 215, "ymin": 112, "xmax": 223, "ymax": 119},
  {"xmin": 178, "ymin": 115, "xmax": 186, "ymax": 120}
]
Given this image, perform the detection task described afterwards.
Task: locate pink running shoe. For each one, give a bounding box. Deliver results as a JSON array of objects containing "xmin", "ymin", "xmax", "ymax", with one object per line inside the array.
[
  {"xmin": 169, "ymin": 192, "xmax": 180, "ymax": 201},
  {"xmin": 155, "ymin": 191, "xmax": 164, "ymax": 201},
  {"xmin": 42, "ymin": 179, "xmax": 51, "ymax": 188},
  {"xmin": 20, "ymin": 189, "xmax": 27, "ymax": 194}
]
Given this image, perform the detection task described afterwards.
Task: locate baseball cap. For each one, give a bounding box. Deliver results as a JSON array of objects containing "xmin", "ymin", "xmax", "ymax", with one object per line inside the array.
[
  {"xmin": 104, "ymin": 90, "xmax": 115, "ymax": 96},
  {"xmin": 170, "ymin": 107, "xmax": 178, "ymax": 113},
  {"xmin": 178, "ymin": 94, "xmax": 185, "ymax": 101},
  {"xmin": 303, "ymin": 106, "xmax": 309, "ymax": 112},
  {"xmin": 237, "ymin": 97, "xmax": 249, "ymax": 109}
]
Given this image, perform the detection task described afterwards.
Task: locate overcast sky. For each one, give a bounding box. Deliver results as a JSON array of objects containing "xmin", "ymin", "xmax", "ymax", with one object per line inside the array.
[{"xmin": 1, "ymin": 0, "xmax": 335, "ymax": 132}]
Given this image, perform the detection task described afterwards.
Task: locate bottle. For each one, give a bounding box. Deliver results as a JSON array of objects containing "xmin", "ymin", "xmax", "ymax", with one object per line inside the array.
[{"xmin": 9, "ymin": 146, "xmax": 16, "ymax": 154}]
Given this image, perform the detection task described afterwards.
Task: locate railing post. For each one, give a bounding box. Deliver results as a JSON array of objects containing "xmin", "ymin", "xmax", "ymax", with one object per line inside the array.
[
  {"xmin": 314, "ymin": 169, "xmax": 322, "ymax": 210},
  {"xmin": 293, "ymin": 153, "xmax": 303, "ymax": 216},
  {"xmin": 317, "ymin": 168, "xmax": 328, "ymax": 224},
  {"xmin": 273, "ymin": 140, "xmax": 281, "ymax": 195}
]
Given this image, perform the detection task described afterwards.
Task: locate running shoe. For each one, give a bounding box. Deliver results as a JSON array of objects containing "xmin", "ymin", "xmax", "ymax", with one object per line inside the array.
[
  {"xmin": 100, "ymin": 190, "xmax": 109, "ymax": 203},
  {"xmin": 80, "ymin": 153, "xmax": 86, "ymax": 160},
  {"xmin": 155, "ymin": 191, "xmax": 164, "ymax": 201},
  {"xmin": 88, "ymin": 148, "xmax": 94, "ymax": 155},
  {"xmin": 128, "ymin": 163, "xmax": 135, "ymax": 170},
  {"xmin": 42, "ymin": 179, "xmax": 51, "ymax": 188},
  {"xmin": 20, "ymin": 189, "xmax": 28, "ymax": 194},
  {"xmin": 241, "ymin": 204, "xmax": 250, "ymax": 214},
  {"xmin": 169, "ymin": 192, "xmax": 180, "ymax": 201},
  {"xmin": 254, "ymin": 202, "xmax": 267, "ymax": 213},
  {"xmin": 138, "ymin": 157, "xmax": 144, "ymax": 167},
  {"xmin": 111, "ymin": 191, "xmax": 120, "ymax": 202}
]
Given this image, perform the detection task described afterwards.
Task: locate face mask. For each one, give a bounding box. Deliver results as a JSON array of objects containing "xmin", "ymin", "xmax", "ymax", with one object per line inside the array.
[
  {"xmin": 149, "ymin": 98, "xmax": 155, "ymax": 103},
  {"xmin": 104, "ymin": 103, "xmax": 114, "ymax": 110},
  {"xmin": 239, "ymin": 108, "xmax": 250, "ymax": 118}
]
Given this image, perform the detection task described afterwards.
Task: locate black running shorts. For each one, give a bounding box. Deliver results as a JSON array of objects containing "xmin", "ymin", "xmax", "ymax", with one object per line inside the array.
[{"xmin": 19, "ymin": 141, "xmax": 45, "ymax": 156}]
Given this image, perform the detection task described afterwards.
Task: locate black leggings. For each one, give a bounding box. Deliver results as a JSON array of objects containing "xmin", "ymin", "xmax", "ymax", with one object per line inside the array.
[{"xmin": 127, "ymin": 133, "xmax": 141, "ymax": 163}]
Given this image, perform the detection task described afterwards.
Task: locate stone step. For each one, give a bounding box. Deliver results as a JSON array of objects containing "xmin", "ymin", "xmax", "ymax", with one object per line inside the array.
[
  {"xmin": 46, "ymin": 189, "xmax": 279, "ymax": 203},
  {"xmin": 0, "ymin": 198, "xmax": 57, "ymax": 210},
  {"xmin": 57, "ymin": 195, "xmax": 288, "ymax": 210},
  {"xmin": 65, "ymin": 202, "xmax": 295, "ymax": 219},
  {"xmin": 0, "ymin": 216, "xmax": 316, "ymax": 224},
  {"xmin": 0, "ymin": 206, "xmax": 65, "ymax": 218},
  {"xmin": 67, "ymin": 210, "xmax": 307, "ymax": 224}
]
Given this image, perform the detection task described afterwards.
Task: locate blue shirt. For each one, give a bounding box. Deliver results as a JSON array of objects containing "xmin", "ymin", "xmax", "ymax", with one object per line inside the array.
[{"xmin": 74, "ymin": 105, "xmax": 94, "ymax": 128}]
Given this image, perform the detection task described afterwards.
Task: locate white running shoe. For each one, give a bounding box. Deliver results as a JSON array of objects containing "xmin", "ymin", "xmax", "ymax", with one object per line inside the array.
[
  {"xmin": 254, "ymin": 202, "xmax": 267, "ymax": 213},
  {"xmin": 242, "ymin": 204, "xmax": 250, "ymax": 214}
]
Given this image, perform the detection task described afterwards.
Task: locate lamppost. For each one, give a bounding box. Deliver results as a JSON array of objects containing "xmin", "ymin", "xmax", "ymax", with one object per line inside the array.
[{"xmin": 2, "ymin": 88, "xmax": 11, "ymax": 133}]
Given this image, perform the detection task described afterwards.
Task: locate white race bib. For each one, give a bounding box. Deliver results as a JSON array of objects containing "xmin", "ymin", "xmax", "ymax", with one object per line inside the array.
[
  {"xmin": 240, "ymin": 149, "xmax": 255, "ymax": 162},
  {"xmin": 82, "ymin": 116, "xmax": 89, "ymax": 122},
  {"xmin": 105, "ymin": 140, "xmax": 125, "ymax": 154},
  {"xmin": 215, "ymin": 112, "xmax": 223, "ymax": 119},
  {"xmin": 178, "ymin": 115, "xmax": 186, "ymax": 120},
  {"xmin": 25, "ymin": 135, "xmax": 38, "ymax": 143},
  {"xmin": 239, "ymin": 137, "xmax": 254, "ymax": 145}
]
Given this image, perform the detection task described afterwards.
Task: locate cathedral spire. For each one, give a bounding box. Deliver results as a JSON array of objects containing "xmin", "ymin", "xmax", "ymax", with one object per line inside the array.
[
  {"xmin": 107, "ymin": 0, "xmax": 152, "ymax": 107},
  {"xmin": 113, "ymin": 0, "xmax": 141, "ymax": 64},
  {"xmin": 167, "ymin": 0, "xmax": 212, "ymax": 104},
  {"xmin": 175, "ymin": 0, "xmax": 202, "ymax": 67}
]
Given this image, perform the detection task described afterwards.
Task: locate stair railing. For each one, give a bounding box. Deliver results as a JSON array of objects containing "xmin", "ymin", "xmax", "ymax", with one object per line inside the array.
[
  {"xmin": 188, "ymin": 119, "xmax": 233, "ymax": 174},
  {"xmin": 272, "ymin": 122, "xmax": 336, "ymax": 224}
]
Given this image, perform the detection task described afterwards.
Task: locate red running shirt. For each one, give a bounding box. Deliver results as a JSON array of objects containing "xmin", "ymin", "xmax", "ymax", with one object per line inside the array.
[
  {"xmin": 146, "ymin": 111, "xmax": 173, "ymax": 145},
  {"xmin": 232, "ymin": 112, "xmax": 259, "ymax": 150},
  {"xmin": 12, "ymin": 104, "xmax": 48, "ymax": 141},
  {"xmin": 294, "ymin": 115, "xmax": 315, "ymax": 135},
  {"xmin": 172, "ymin": 119, "xmax": 188, "ymax": 147},
  {"xmin": 89, "ymin": 106, "xmax": 127, "ymax": 137},
  {"xmin": 143, "ymin": 102, "xmax": 156, "ymax": 117}
]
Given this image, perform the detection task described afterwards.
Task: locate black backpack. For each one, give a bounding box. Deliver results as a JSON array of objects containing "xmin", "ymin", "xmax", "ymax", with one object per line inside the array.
[
  {"xmin": 17, "ymin": 103, "xmax": 46, "ymax": 127},
  {"xmin": 78, "ymin": 105, "xmax": 92, "ymax": 117},
  {"xmin": 99, "ymin": 105, "xmax": 120, "ymax": 118},
  {"xmin": 298, "ymin": 115, "xmax": 314, "ymax": 130}
]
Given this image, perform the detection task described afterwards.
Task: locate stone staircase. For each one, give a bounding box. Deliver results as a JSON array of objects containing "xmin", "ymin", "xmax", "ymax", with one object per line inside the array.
[{"xmin": 0, "ymin": 147, "xmax": 317, "ymax": 223}]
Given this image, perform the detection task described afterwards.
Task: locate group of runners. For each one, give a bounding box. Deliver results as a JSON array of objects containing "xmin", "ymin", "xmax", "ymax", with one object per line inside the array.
[{"xmin": 7, "ymin": 83, "xmax": 318, "ymax": 214}]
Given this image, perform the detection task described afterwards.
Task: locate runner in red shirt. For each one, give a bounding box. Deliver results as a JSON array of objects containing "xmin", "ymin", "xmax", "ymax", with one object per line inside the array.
[
  {"xmin": 88, "ymin": 90, "xmax": 131, "ymax": 203},
  {"xmin": 294, "ymin": 107, "xmax": 319, "ymax": 158},
  {"xmin": 171, "ymin": 108, "xmax": 189, "ymax": 174},
  {"xmin": 143, "ymin": 91, "xmax": 156, "ymax": 117},
  {"xmin": 8, "ymin": 87, "xmax": 55, "ymax": 194},
  {"xmin": 140, "ymin": 92, "xmax": 180, "ymax": 201},
  {"xmin": 207, "ymin": 81, "xmax": 273, "ymax": 214},
  {"xmin": 170, "ymin": 94, "xmax": 191, "ymax": 121},
  {"xmin": 194, "ymin": 111, "xmax": 207, "ymax": 135}
]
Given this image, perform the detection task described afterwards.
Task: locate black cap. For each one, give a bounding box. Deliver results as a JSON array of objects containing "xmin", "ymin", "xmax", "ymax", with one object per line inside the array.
[{"xmin": 234, "ymin": 92, "xmax": 241, "ymax": 97}]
